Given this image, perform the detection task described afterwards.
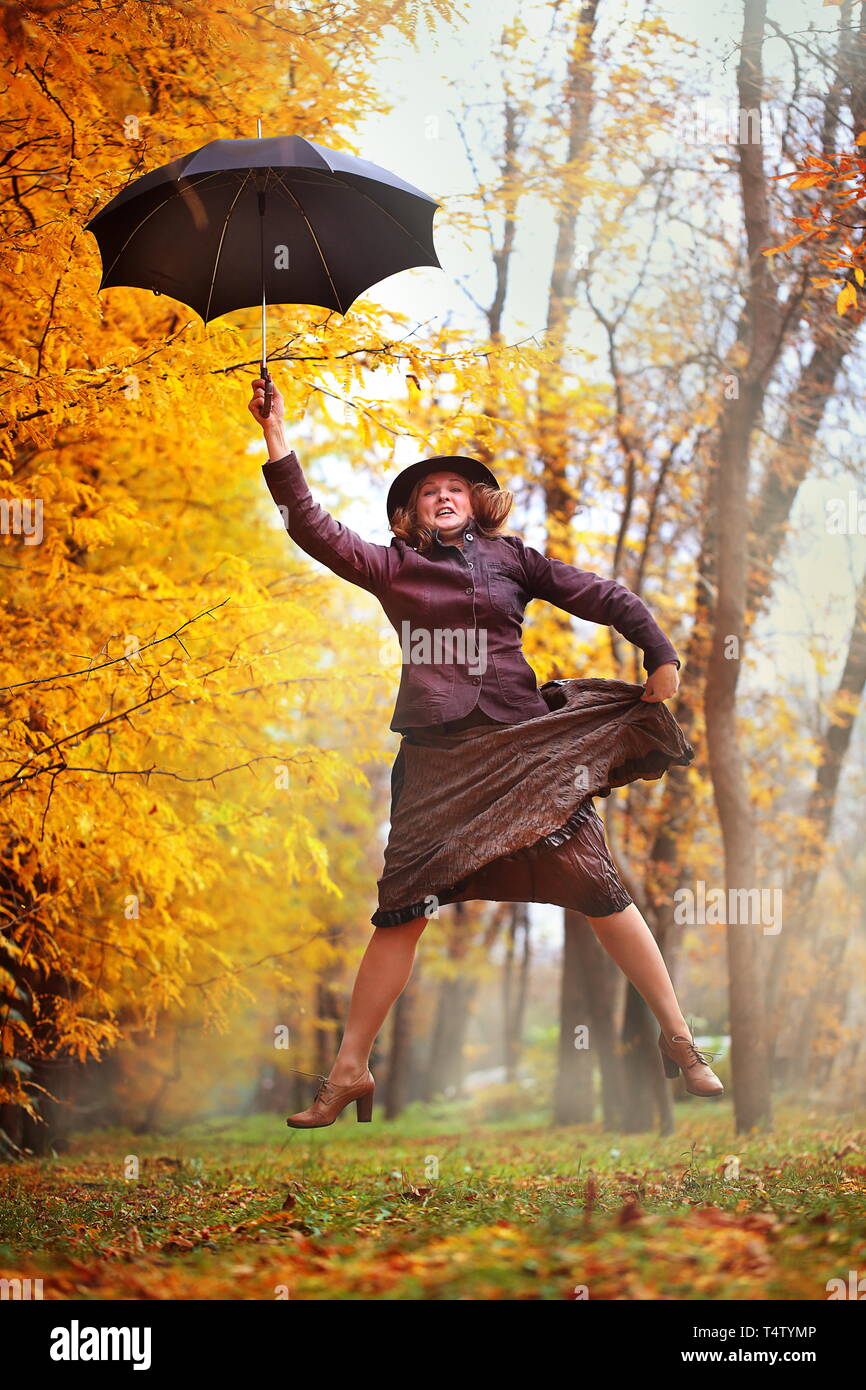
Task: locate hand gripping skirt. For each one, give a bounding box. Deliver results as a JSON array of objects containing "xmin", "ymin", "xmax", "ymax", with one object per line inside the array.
[{"xmin": 370, "ymin": 677, "xmax": 695, "ymax": 928}]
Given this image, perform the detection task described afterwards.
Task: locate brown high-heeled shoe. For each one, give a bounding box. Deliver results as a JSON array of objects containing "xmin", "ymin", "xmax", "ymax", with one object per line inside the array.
[
  {"xmin": 285, "ymin": 1067, "xmax": 375, "ymax": 1129},
  {"xmin": 658, "ymin": 1030, "xmax": 724, "ymax": 1098}
]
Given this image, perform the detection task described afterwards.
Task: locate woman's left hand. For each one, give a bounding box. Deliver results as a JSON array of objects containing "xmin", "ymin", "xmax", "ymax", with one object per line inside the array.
[{"xmin": 640, "ymin": 661, "xmax": 680, "ymax": 702}]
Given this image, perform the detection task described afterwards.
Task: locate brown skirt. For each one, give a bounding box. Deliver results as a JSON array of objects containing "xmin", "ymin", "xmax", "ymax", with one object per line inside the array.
[{"xmin": 370, "ymin": 677, "xmax": 695, "ymax": 928}]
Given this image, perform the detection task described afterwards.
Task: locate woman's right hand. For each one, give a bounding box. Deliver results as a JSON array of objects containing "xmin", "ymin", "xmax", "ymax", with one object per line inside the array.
[{"xmin": 249, "ymin": 375, "xmax": 289, "ymax": 460}]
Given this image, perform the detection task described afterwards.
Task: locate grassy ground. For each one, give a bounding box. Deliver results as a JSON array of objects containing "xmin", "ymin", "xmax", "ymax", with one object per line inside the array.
[{"xmin": 1, "ymin": 1099, "xmax": 864, "ymax": 1300}]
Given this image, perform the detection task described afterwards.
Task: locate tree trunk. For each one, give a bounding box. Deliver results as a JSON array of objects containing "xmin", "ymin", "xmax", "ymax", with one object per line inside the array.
[
  {"xmin": 553, "ymin": 909, "xmax": 597, "ymax": 1123},
  {"xmin": 503, "ymin": 902, "xmax": 531, "ymax": 1081},
  {"xmin": 768, "ymin": 568, "xmax": 866, "ymax": 1077},
  {"xmin": 703, "ymin": 0, "xmax": 789, "ymax": 1132},
  {"xmin": 571, "ymin": 910, "xmax": 627, "ymax": 1127},
  {"xmin": 423, "ymin": 903, "xmax": 476, "ymax": 1100}
]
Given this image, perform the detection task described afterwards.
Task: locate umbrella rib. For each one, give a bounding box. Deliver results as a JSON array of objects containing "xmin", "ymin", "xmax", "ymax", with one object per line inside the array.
[
  {"xmin": 98, "ymin": 171, "xmax": 232, "ymax": 285},
  {"xmin": 271, "ymin": 169, "xmax": 346, "ymax": 314},
  {"xmin": 273, "ymin": 169, "xmax": 439, "ymax": 304},
  {"xmin": 335, "ymin": 177, "xmax": 440, "ymax": 264},
  {"xmin": 204, "ymin": 169, "xmax": 254, "ymax": 323}
]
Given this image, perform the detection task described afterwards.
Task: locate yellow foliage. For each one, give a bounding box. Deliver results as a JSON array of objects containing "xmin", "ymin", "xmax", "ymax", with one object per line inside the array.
[{"xmin": 0, "ymin": 0, "xmax": 463, "ymax": 1116}]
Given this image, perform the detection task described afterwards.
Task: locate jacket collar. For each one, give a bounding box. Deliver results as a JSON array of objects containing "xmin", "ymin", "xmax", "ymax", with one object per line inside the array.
[{"xmin": 432, "ymin": 515, "xmax": 475, "ymax": 547}]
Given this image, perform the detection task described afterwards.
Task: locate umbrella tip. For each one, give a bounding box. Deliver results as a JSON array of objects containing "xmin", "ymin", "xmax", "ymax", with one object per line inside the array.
[{"xmin": 257, "ymin": 117, "xmax": 262, "ymax": 139}]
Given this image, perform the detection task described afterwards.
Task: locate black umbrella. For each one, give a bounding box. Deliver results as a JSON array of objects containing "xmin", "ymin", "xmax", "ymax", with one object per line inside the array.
[{"xmin": 84, "ymin": 127, "xmax": 442, "ymax": 414}]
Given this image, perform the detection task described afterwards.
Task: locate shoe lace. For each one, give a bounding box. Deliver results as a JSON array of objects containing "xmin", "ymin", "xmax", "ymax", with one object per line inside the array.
[
  {"xmin": 674, "ymin": 1036, "xmax": 716, "ymax": 1068},
  {"xmin": 284, "ymin": 1067, "xmax": 366, "ymax": 1102}
]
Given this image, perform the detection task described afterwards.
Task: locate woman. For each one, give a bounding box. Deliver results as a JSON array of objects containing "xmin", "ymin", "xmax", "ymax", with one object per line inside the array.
[{"xmin": 249, "ymin": 376, "xmax": 723, "ymax": 1126}]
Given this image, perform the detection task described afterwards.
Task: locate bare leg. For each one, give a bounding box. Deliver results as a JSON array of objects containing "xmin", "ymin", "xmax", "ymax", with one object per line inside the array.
[
  {"xmin": 584, "ymin": 902, "xmax": 691, "ymax": 1039},
  {"xmin": 327, "ymin": 917, "xmax": 428, "ymax": 1084}
]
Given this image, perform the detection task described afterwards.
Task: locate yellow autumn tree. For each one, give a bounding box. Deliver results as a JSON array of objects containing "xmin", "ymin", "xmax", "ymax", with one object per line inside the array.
[{"xmin": 0, "ymin": 0, "xmax": 479, "ymax": 1140}]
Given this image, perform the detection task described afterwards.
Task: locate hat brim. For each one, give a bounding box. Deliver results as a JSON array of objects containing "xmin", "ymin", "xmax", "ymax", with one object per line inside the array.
[{"xmin": 386, "ymin": 455, "xmax": 500, "ymax": 523}]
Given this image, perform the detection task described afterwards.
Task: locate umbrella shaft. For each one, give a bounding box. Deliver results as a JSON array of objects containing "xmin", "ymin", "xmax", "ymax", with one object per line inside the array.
[
  {"xmin": 258, "ymin": 184, "xmax": 271, "ymax": 414},
  {"xmin": 258, "ymin": 188, "xmax": 267, "ymax": 370}
]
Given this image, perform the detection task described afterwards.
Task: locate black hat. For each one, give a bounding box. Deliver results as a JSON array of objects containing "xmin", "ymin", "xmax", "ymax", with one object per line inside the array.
[{"xmin": 386, "ymin": 455, "xmax": 500, "ymax": 523}]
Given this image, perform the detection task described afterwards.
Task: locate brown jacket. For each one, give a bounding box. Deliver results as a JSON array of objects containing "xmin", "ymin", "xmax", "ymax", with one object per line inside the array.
[{"xmin": 261, "ymin": 451, "xmax": 681, "ymax": 733}]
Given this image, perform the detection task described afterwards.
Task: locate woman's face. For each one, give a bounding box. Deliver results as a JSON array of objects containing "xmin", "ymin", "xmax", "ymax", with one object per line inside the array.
[{"xmin": 415, "ymin": 472, "xmax": 473, "ymax": 539}]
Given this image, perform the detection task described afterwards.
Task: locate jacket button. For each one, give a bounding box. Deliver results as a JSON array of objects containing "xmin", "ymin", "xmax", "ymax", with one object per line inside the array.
[
  {"xmin": 472, "ymin": 677, "xmax": 481, "ymax": 684},
  {"xmin": 466, "ymin": 533, "xmax": 473, "ymax": 541},
  {"xmin": 465, "ymin": 586, "xmax": 473, "ymax": 594}
]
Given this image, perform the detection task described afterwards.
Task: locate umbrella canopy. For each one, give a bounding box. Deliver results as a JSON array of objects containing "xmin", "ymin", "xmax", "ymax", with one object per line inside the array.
[{"xmin": 84, "ymin": 134, "xmax": 442, "ymax": 322}]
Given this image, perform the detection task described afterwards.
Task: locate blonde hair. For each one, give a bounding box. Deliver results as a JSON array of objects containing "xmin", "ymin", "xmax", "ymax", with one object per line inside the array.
[{"xmin": 390, "ymin": 477, "xmax": 514, "ymax": 556}]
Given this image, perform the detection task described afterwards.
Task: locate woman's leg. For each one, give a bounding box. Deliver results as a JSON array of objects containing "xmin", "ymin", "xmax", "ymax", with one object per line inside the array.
[
  {"xmin": 584, "ymin": 902, "xmax": 691, "ymax": 1039},
  {"xmin": 327, "ymin": 917, "xmax": 428, "ymax": 1085}
]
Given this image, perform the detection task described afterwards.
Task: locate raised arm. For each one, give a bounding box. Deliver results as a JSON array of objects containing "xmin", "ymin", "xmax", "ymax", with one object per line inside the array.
[
  {"xmin": 520, "ymin": 542, "xmax": 681, "ymax": 676},
  {"xmin": 250, "ymin": 376, "xmax": 395, "ymax": 594}
]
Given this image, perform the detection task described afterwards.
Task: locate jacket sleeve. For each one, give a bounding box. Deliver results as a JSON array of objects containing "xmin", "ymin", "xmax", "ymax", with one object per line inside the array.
[
  {"xmin": 520, "ymin": 543, "xmax": 681, "ymax": 675},
  {"xmin": 261, "ymin": 451, "xmax": 395, "ymax": 594}
]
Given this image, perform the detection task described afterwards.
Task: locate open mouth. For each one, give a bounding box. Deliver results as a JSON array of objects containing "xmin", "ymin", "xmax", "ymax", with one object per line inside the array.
[{"xmin": 435, "ymin": 507, "xmax": 456, "ymax": 519}]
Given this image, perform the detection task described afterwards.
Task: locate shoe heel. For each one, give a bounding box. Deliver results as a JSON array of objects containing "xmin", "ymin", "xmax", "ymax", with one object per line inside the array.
[
  {"xmin": 355, "ymin": 1087, "xmax": 374, "ymax": 1123},
  {"xmin": 661, "ymin": 1053, "xmax": 680, "ymax": 1079}
]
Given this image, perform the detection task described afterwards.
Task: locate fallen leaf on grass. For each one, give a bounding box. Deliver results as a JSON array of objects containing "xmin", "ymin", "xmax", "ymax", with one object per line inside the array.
[
  {"xmin": 232, "ymin": 1212, "xmax": 308, "ymax": 1235},
  {"xmin": 583, "ymin": 1173, "xmax": 598, "ymax": 1223},
  {"xmin": 832, "ymin": 1136, "xmax": 863, "ymax": 1159},
  {"xmin": 125, "ymin": 1226, "xmax": 145, "ymax": 1255},
  {"xmin": 398, "ymin": 1184, "xmax": 434, "ymax": 1202},
  {"xmin": 617, "ymin": 1198, "xmax": 643, "ymax": 1227},
  {"xmin": 161, "ymin": 1235, "xmax": 196, "ymax": 1253}
]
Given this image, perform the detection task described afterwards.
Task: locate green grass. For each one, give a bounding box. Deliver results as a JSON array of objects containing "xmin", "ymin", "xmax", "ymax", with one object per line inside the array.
[{"xmin": 1, "ymin": 1100, "xmax": 864, "ymax": 1299}]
